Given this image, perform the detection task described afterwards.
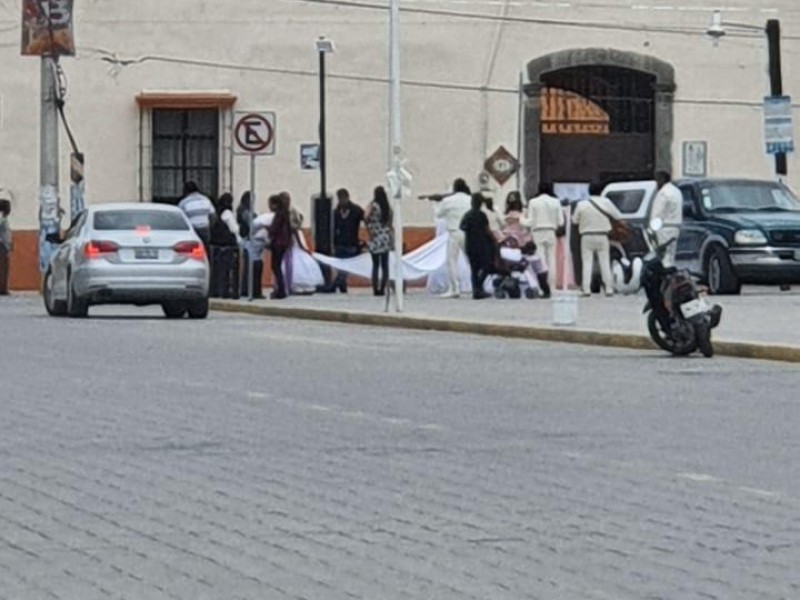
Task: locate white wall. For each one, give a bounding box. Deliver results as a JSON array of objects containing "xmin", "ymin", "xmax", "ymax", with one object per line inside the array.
[{"xmin": 0, "ymin": 0, "xmax": 798, "ymax": 230}]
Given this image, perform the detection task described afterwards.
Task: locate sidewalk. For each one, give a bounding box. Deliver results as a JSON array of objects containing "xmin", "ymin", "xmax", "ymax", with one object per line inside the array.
[{"xmin": 211, "ymin": 286, "xmax": 800, "ymax": 362}]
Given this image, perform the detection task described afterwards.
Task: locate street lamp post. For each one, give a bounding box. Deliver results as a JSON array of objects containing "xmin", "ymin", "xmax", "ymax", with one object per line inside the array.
[
  {"xmin": 316, "ymin": 36, "xmax": 335, "ymax": 258},
  {"xmin": 388, "ymin": 0, "xmax": 408, "ymax": 313},
  {"xmin": 707, "ymin": 11, "xmax": 788, "ymax": 177}
]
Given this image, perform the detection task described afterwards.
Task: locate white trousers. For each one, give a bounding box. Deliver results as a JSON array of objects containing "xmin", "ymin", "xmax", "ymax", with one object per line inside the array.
[
  {"xmin": 581, "ymin": 234, "xmax": 613, "ymax": 294},
  {"xmin": 532, "ymin": 229, "xmax": 557, "ymax": 287},
  {"xmin": 656, "ymin": 227, "xmax": 680, "ymax": 268},
  {"xmin": 447, "ymin": 230, "xmax": 466, "ymax": 294}
]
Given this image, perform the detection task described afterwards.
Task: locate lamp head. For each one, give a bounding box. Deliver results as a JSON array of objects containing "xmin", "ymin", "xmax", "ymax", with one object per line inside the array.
[
  {"xmin": 707, "ymin": 10, "xmax": 726, "ymax": 46},
  {"xmin": 316, "ymin": 36, "xmax": 336, "ymax": 54}
]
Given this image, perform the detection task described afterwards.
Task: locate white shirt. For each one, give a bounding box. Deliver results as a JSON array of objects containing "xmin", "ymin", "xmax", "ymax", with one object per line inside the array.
[
  {"xmin": 651, "ymin": 182, "xmax": 683, "ymax": 227},
  {"xmin": 523, "ymin": 194, "xmax": 565, "ymax": 231},
  {"xmin": 573, "ymin": 196, "xmax": 623, "ymax": 235},
  {"xmin": 435, "ymin": 192, "xmax": 472, "ymax": 232},
  {"xmin": 178, "ymin": 192, "xmax": 215, "ymax": 230},
  {"xmin": 220, "ymin": 208, "xmax": 241, "ymax": 243}
]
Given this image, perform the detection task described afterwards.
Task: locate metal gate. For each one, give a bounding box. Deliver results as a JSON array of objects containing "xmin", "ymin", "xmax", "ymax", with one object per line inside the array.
[{"xmin": 539, "ymin": 66, "xmax": 656, "ymax": 186}]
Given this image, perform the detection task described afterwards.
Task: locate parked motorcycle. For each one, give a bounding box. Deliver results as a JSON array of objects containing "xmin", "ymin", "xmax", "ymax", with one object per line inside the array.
[{"xmin": 632, "ymin": 219, "xmax": 722, "ymax": 357}]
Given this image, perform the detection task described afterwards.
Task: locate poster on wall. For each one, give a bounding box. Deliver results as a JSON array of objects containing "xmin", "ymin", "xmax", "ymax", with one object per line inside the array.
[
  {"xmin": 21, "ymin": 0, "xmax": 76, "ymax": 57},
  {"xmin": 682, "ymin": 141, "xmax": 708, "ymax": 178}
]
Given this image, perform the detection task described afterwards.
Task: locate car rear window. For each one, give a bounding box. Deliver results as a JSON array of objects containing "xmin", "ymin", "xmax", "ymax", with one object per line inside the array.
[
  {"xmin": 94, "ymin": 210, "xmax": 190, "ymax": 231},
  {"xmin": 606, "ymin": 190, "xmax": 645, "ymax": 215}
]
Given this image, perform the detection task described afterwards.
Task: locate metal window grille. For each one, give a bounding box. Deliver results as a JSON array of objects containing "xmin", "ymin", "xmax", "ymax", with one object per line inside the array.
[
  {"xmin": 542, "ymin": 66, "xmax": 655, "ymax": 135},
  {"xmin": 152, "ymin": 109, "xmax": 219, "ymax": 204}
]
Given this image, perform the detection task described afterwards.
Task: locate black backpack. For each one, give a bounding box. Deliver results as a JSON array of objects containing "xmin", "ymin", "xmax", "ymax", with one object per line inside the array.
[{"xmin": 210, "ymin": 213, "xmax": 237, "ymax": 246}]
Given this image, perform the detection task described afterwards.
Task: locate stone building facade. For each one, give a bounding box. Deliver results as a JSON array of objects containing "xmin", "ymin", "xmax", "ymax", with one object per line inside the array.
[{"xmin": 0, "ymin": 0, "xmax": 797, "ymax": 288}]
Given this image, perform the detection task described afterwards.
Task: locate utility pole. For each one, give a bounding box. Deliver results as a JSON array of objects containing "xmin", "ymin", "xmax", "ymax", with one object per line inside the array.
[
  {"xmin": 39, "ymin": 54, "xmax": 61, "ymax": 274},
  {"xmin": 708, "ymin": 12, "xmax": 789, "ymax": 179},
  {"xmin": 388, "ymin": 0, "xmax": 407, "ymax": 313},
  {"xmin": 766, "ymin": 19, "xmax": 787, "ymax": 177}
]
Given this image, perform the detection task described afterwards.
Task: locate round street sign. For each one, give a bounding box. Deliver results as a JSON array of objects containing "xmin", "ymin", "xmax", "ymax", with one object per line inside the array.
[{"xmin": 234, "ymin": 112, "xmax": 276, "ymax": 155}]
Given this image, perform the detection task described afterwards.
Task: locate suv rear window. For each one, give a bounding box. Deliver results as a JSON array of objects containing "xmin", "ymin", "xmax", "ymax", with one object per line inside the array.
[
  {"xmin": 94, "ymin": 210, "xmax": 190, "ymax": 231},
  {"xmin": 606, "ymin": 190, "xmax": 645, "ymax": 215}
]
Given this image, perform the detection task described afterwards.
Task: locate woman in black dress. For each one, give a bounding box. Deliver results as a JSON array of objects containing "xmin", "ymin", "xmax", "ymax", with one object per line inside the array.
[{"xmin": 459, "ymin": 193, "xmax": 495, "ymax": 300}]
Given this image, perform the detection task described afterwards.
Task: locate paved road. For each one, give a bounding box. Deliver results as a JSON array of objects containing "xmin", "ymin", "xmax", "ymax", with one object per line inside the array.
[{"xmin": 1, "ymin": 295, "xmax": 798, "ymax": 600}]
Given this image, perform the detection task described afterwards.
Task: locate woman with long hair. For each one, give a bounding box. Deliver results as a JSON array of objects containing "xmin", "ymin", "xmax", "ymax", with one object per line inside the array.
[
  {"xmin": 365, "ymin": 186, "xmax": 394, "ymax": 296},
  {"xmin": 501, "ymin": 191, "xmax": 532, "ymax": 247},
  {"xmin": 267, "ymin": 194, "xmax": 292, "ymax": 299}
]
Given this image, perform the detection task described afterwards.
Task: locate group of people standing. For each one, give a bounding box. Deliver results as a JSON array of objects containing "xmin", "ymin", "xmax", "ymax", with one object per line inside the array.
[
  {"xmin": 431, "ymin": 178, "xmax": 565, "ymax": 299},
  {"xmin": 319, "ymin": 186, "xmax": 395, "ymax": 296},
  {"xmin": 431, "ymin": 170, "xmax": 682, "ymax": 299},
  {"xmin": 178, "ymin": 181, "xmax": 397, "ymax": 300},
  {"xmin": 177, "ymin": 182, "xmax": 318, "ymax": 300}
]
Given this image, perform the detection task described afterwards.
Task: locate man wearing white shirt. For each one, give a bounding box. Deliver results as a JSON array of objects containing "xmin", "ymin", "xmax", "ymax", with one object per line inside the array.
[
  {"xmin": 433, "ymin": 178, "xmax": 472, "ymax": 298},
  {"xmin": 651, "ymin": 171, "xmax": 683, "ymax": 268},
  {"xmin": 573, "ymin": 183, "xmax": 623, "ymax": 297},
  {"xmin": 178, "ymin": 181, "xmax": 215, "ymax": 250},
  {"xmin": 523, "ymin": 182, "xmax": 565, "ymax": 288}
]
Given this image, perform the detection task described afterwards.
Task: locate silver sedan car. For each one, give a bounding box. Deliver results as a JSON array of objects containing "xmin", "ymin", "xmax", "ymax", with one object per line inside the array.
[{"xmin": 43, "ymin": 203, "xmax": 210, "ymax": 318}]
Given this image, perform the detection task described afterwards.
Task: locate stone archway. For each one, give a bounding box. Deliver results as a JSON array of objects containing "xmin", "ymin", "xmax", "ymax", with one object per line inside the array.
[{"xmin": 523, "ymin": 48, "xmax": 676, "ymax": 198}]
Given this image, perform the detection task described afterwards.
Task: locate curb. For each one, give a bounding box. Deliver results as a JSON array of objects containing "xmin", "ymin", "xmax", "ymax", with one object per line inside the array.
[{"xmin": 210, "ymin": 300, "xmax": 800, "ymax": 365}]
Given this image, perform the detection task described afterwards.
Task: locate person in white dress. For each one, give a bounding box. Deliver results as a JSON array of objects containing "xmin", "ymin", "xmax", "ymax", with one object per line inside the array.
[
  {"xmin": 432, "ymin": 178, "xmax": 472, "ymax": 298},
  {"xmin": 523, "ymin": 182, "xmax": 565, "ymax": 289}
]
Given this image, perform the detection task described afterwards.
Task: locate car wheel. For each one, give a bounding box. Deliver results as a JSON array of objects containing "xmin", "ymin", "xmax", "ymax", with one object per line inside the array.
[
  {"xmin": 187, "ymin": 298, "xmax": 209, "ymax": 319},
  {"xmin": 66, "ymin": 275, "xmax": 89, "ymax": 318},
  {"xmin": 705, "ymin": 246, "xmax": 741, "ymax": 295},
  {"xmin": 162, "ymin": 302, "xmax": 186, "ymax": 319},
  {"xmin": 43, "ymin": 269, "xmax": 67, "ymax": 317}
]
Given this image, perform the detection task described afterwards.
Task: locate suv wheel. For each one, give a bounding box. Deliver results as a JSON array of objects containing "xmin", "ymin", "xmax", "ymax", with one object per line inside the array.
[{"xmin": 706, "ymin": 246, "xmax": 741, "ymax": 295}]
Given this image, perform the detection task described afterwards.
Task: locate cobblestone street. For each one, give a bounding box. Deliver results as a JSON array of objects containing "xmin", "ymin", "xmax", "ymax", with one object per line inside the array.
[{"xmin": 1, "ymin": 296, "xmax": 799, "ymax": 599}]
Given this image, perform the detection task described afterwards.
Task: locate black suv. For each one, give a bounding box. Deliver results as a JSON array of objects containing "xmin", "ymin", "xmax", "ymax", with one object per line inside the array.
[{"xmin": 675, "ymin": 179, "xmax": 800, "ymax": 294}]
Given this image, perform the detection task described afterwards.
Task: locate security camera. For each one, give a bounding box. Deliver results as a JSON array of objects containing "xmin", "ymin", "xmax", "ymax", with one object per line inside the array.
[{"xmin": 706, "ymin": 10, "xmax": 726, "ymax": 45}]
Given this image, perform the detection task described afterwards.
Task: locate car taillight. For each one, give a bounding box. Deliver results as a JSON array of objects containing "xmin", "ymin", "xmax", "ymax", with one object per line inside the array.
[
  {"xmin": 174, "ymin": 241, "xmax": 205, "ymax": 261},
  {"xmin": 83, "ymin": 240, "xmax": 119, "ymax": 259}
]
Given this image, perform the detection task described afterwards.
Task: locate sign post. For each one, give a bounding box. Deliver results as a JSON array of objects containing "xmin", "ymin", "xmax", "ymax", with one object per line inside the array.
[{"xmin": 233, "ymin": 111, "xmax": 276, "ymax": 301}]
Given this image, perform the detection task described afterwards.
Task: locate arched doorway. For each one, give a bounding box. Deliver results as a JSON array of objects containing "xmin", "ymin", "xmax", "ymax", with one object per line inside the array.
[{"xmin": 523, "ymin": 49, "xmax": 675, "ymax": 198}]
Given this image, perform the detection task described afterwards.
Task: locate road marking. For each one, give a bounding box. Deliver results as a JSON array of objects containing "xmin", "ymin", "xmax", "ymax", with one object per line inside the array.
[
  {"xmin": 677, "ymin": 472, "xmax": 721, "ymax": 483},
  {"xmin": 246, "ymin": 392, "xmax": 448, "ymax": 432},
  {"xmin": 739, "ymin": 486, "xmax": 780, "ymax": 499}
]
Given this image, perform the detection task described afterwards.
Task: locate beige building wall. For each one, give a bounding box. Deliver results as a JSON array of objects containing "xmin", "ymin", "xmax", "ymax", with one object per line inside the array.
[{"xmin": 0, "ymin": 0, "xmax": 798, "ymax": 232}]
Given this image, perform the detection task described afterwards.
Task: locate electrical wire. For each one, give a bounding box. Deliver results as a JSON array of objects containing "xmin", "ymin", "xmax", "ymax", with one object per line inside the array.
[
  {"xmin": 286, "ymin": 0, "xmax": 779, "ymax": 39},
  {"xmin": 88, "ymin": 48, "xmax": 794, "ymax": 108}
]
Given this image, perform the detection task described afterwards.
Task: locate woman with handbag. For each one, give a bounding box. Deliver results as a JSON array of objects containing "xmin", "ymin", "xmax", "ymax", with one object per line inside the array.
[{"xmin": 572, "ymin": 183, "xmax": 625, "ymax": 297}]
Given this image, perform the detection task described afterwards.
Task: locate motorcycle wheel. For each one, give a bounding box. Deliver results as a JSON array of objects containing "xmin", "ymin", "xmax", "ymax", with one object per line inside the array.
[
  {"xmin": 647, "ymin": 312, "xmax": 697, "ymax": 356},
  {"xmin": 694, "ymin": 320, "xmax": 714, "ymax": 358}
]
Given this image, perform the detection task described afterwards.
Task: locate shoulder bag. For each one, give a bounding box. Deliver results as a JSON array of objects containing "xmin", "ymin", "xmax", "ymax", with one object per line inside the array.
[{"xmin": 589, "ymin": 198, "xmax": 631, "ymax": 244}]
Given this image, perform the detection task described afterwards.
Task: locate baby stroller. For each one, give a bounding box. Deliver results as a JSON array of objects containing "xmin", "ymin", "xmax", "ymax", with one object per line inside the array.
[{"xmin": 492, "ymin": 240, "xmax": 551, "ymax": 299}]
